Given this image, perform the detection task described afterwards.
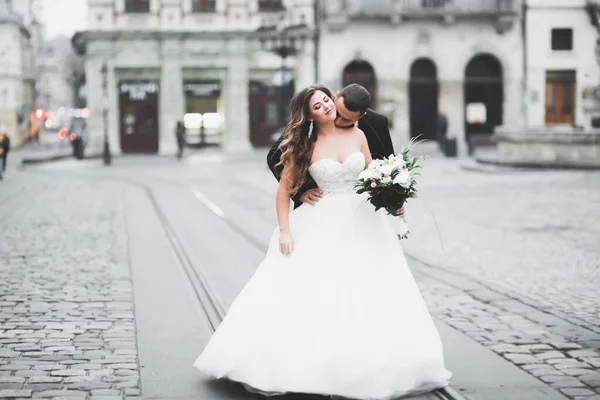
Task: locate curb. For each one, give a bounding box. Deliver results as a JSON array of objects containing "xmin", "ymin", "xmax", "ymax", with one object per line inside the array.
[
  {"xmin": 475, "ymin": 155, "xmax": 600, "ymax": 171},
  {"xmin": 21, "ymin": 152, "xmax": 105, "ymax": 165}
]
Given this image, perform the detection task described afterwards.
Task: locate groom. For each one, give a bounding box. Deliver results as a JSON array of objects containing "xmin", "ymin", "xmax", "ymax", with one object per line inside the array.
[{"xmin": 267, "ymin": 83, "xmax": 396, "ymax": 208}]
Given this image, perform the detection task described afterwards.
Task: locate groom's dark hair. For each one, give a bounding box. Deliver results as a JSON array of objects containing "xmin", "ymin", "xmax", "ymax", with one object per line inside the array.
[{"xmin": 339, "ymin": 84, "xmax": 371, "ymax": 114}]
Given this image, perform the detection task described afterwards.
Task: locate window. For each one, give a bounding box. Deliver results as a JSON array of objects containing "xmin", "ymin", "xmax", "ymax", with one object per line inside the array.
[
  {"xmin": 258, "ymin": 0, "xmax": 285, "ymax": 12},
  {"xmin": 125, "ymin": 0, "xmax": 150, "ymax": 13},
  {"xmin": 192, "ymin": 0, "xmax": 216, "ymax": 12},
  {"xmin": 551, "ymin": 28, "xmax": 573, "ymax": 51}
]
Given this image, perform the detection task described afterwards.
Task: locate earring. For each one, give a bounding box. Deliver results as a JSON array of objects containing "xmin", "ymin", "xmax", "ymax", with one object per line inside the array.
[{"xmin": 308, "ymin": 121, "xmax": 314, "ymax": 138}]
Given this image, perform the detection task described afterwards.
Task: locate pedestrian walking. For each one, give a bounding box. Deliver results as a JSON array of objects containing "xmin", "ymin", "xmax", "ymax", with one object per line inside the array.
[
  {"xmin": 0, "ymin": 131, "xmax": 9, "ymax": 180},
  {"xmin": 175, "ymin": 120, "xmax": 186, "ymax": 159}
]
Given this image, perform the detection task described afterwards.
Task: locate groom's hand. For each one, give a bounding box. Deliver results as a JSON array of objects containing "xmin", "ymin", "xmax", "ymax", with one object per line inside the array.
[
  {"xmin": 300, "ymin": 188, "xmax": 323, "ymax": 206},
  {"xmin": 396, "ymin": 207, "xmax": 406, "ymax": 218}
]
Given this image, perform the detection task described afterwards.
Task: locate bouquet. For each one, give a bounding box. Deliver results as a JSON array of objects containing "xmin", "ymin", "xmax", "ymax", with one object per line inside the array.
[{"xmin": 353, "ymin": 141, "xmax": 424, "ymax": 239}]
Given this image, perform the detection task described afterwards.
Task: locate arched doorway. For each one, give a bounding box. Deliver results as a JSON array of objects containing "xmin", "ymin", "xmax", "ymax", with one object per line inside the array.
[
  {"xmin": 409, "ymin": 58, "xmax": 439, "ymax": 141},
  {"xmin": 464, "ymin": 54, "xmax": 503, "ymax": 142},
  {"xmin": 343, "ymin": 60, "xmax": 377, "ymax": 108}
]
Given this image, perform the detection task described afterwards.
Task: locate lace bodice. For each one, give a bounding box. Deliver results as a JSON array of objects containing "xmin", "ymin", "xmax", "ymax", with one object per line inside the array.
[{"xmin": 308, "ymin": 152, "xmax": 365, "ymax": 196}]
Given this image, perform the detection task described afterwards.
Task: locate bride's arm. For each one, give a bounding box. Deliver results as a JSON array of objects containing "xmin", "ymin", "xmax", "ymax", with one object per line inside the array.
[
  {"xmin": 359, "ymin": 129, "xmax": 373, "ymax": 167},
  {"xmin": 275, "ymin": 167, "xmax": 295, "ymax": 255}
]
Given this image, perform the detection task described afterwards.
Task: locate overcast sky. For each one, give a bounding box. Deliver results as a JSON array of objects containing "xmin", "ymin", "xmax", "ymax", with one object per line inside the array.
[{"xmin": 40, "ymin": 0, "xmax": 88, "ymax": 39}]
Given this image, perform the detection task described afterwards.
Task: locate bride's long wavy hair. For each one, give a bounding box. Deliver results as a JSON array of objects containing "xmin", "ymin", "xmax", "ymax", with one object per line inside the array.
[{"xmin": 276, "ymin": 85, "xmax": 333, "ymax": 196}]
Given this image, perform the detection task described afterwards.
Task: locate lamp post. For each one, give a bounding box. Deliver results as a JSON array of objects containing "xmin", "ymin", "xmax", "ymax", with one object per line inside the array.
[
  {"xmin": 100, "ymin": 63, "xmax": 112, "ymax": 166},
  {"xmin": 257, "ymin": 23, "xmax": 308, "ymax": 131}
]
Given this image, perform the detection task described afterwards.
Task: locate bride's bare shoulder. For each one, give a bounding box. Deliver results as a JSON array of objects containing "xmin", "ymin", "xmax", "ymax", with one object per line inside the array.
[{"xmin": 351, "ymin": 127, "xmax": 367, "ymax": 142}]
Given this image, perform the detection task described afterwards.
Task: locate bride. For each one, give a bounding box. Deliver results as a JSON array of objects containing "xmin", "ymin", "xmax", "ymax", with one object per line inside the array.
[{"xmin": 193, "ymin": 85, "xmax": 451, "ymax": 399}]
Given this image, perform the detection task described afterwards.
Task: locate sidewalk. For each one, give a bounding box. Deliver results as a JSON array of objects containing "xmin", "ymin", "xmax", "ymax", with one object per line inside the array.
[{"xmin": 11, "ymin": 132, "xmax": 104, "ymax": 166}]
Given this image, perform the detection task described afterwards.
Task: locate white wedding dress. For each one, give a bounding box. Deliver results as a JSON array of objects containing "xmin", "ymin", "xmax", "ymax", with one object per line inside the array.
[{"xmin": 193, "ymin": 152, "xmax": 451, "ymax": 399}]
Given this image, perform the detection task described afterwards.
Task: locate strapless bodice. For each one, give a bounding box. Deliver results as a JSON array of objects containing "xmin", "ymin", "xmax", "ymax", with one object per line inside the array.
[{"xmin": 308, "ymin": 152, "xmax": 365, "ymax": 196}]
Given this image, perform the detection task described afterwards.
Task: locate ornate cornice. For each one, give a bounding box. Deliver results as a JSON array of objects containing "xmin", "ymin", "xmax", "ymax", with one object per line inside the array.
[{"xmin": 72, "ymin": 28, "xmax": 316, "ymax": 55}]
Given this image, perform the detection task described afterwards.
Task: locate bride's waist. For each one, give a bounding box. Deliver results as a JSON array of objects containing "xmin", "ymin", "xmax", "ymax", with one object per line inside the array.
[{"xmin": 321, "ymin": 189, "xmax": 359, "ymax": 196}]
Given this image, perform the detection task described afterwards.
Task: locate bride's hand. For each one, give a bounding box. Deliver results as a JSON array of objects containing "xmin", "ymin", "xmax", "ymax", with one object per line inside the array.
[{"xmin": 279, "ymin": 230, "xmax": 295, "ymax": 256}]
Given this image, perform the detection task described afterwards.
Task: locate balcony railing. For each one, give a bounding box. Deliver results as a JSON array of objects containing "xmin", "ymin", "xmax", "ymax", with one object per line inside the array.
[{"xmin": 331, "ymin": 0, "xmax": 515, "ymax": 18}]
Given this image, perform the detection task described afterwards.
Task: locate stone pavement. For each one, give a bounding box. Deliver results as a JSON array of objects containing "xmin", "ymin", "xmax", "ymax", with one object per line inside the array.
[
  {"xmin": 0, "ymin": 174, "xmax": 140, "ymax": 399},
  {"xmin": 414, "ymin": 267, "xmax": 600, "ymax": 400},
  {"xmin": 400, "ymin": 158, "xmax": 600, "ymax": 334}
]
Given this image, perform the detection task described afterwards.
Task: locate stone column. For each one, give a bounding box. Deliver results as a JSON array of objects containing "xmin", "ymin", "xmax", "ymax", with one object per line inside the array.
[
  {"xmin": 393, "ymin": 81, "xmax": 411, "ymax": 150},
  {"xmin": 84, "ymin": 57, "xmax": 105, "ymax": 151},
  {"xmin": 106, "ymin": 62, "xmax": 121, "ymax": 155},
  {"xmin": 503, "ymin": 78, "xmax": 524, "ymax": 129},
  {"xmin": 223, "ymin": 37, "xmax": 252, "ymax": 154},
  {"xmin": 159, "ymin": 39, "xmax": 184, "ymax": 155},
  {"xmin": 294, "ymin": 39, "xmax": 316, "ymax": 90}
]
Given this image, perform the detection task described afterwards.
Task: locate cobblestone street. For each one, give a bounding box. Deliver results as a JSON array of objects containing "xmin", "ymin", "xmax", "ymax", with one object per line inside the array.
[
  {"xmin": 403, "ymin": 162, "xmax": 600, "ymax": 334},
  {"xmin": 0, "ymin": 174, "xmax": 140, "ymax": 399}
]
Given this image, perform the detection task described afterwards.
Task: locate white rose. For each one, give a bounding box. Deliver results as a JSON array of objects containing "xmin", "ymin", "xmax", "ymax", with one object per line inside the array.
[
  {"xmin": 393, "ymin": 169, "xmax": 412, "ymax": 188},
  {"xmin": 393, "ymin": 158, "xmax": 406, "ymax": 169},
  {"xmin": 370, "ymin": 159, "xmax": 384, "ymax": 169},
  {"xmin": 358, "ymin": 169, "xmax": 378, "ymax": 180},
  {"xmin": 379, "ymin": 164, "xmax": 396, "ymax": 176},
  {"xmin": 381, "ymin": 176, "xmax": 392, "ymax": 184}
]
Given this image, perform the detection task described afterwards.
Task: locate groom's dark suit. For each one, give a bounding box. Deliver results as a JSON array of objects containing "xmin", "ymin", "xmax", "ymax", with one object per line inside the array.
[{"xmin": 266, "ymin": 108, "xmax": 395, "ymax": 209}]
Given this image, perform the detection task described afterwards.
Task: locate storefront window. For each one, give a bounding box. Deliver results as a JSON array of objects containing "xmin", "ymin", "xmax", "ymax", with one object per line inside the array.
[
  {"xmin": 125, "ymin": 0, "xmax": 150, "ymax": 13},
  {"xmin": 192, "ymin": 0, "xmax": 216, "ymax": 12},
  {"xmin": 183, "ymin": 81, "xmax": 223, "ymax": 146}
]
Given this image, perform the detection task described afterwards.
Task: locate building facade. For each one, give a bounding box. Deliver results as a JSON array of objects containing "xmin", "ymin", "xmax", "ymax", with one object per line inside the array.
[
  {"xmin": 75, "ymin": 0, "xmax": 600, "ymax": 156},
  {"xmin": 524, "ymin": 0, "xmax": 599, "ymax": 128},
  {"xmin": 0, "ymin": 0, "xmax": 36, "ymax": 146},
  {"xmin": 75, "ymin": 0, "xmax": 316, "ymax": 155},
  {"xmin": 317, "ymin": 0, "xmax": 522, "ymax": 155}
]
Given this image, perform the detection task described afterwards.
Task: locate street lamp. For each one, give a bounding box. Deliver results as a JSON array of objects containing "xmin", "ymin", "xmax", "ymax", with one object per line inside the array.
[
  {"xmin": 257, "ymin": 22, "xmax": 308, "ymax": 130},
  {"xmin": 100, "ymin": 63, "xmax": 112, "ymax": 166}
]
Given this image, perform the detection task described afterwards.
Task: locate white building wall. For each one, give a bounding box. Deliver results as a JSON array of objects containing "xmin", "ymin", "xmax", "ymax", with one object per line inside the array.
[
  {"xmin": 11, "ymin": 0, "xmax": 33, "ymax": 27},
  {"xmin": 0, "ymin": 23, "xmax": 23, "ymax": 109},
  {"xmin": 319, "ymin": 17, "xmax": 524, "ymax": 155},
  {"xmin": 0, "ymin": 20, "xmax": 33, "ymax": 146},
  {"xmin": 525, "ymin": 0, "xmax": 599, "ymax": 127}
]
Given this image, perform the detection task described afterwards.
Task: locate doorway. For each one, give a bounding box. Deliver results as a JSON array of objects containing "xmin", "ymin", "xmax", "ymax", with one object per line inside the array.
[
  {"xmin": 118, "ymin": 81, "xmax": 159, "ymax": 153},
  {"xmin": 545, "ymin": 71, "xmax": 576, "ymax": 125},
  {"xmin": 409, "ymin": 58, "xmax": 439, "ymax": 141}
]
